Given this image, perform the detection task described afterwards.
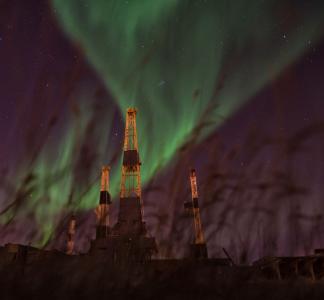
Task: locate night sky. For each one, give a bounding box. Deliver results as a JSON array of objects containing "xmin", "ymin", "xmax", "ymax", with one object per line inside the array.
[{"xmin": 0, "ymin": 0, "xmax": 324, "ymax": 263}]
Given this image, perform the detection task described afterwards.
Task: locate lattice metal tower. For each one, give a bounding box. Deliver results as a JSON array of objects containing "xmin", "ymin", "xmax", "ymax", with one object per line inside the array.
[
  {"xmin": 115, "ymin": 108, "xmax": 146, "ymax": 236},
  {"xmin": 95, "ymin": 166, "xmax": 111, "ymax": 239},
  {"xmin": 184, "ymin": 169, "xmax": 208, "ymax": 259},
  {"xmin": 120, "ymin": 108, "xmax": 141, "ymax": 199}
]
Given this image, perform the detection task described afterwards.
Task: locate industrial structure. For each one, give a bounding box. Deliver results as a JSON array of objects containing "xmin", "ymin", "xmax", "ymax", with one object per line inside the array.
[
  {"xmin": 90, "ymin": 108, "xmax": 156, "ymax": 262},
  {"xmin": 2, "ymin": 106, "xmax": 324, "ymax": 290},
  {"xmin": 114, "ymin": 107, "xmax": 145, "ymax": 236},
  {"xmin": 95, "ymin": 166, "xmax": 111, "ymax": 239},
  {"xmin": 184, "ymin": 169, "xmax": 208, "ymax": 259},
  {"xmin": 66, "ymin": 215, "xmax": 76, "ymax": 255}
]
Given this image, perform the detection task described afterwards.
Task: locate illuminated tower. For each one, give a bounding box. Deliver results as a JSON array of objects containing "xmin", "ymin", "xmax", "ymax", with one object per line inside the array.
[
  {"xmin": 66, "ymin": 215, "xmax": 76, "ymax": 255},
  {"xmin": 90, "ymin": 108, "xmax": 156, "ymax": 261},
  {"xmin": 95, "ymin": 166, "xmax": 112, "ymax": 239},
  {"xmin": 184, "ymin": 169, "xmax": 208, "ymax": 259},
  {"xmin": 115, "ymin": 108, "xmax": 146, "ymax": 236}
]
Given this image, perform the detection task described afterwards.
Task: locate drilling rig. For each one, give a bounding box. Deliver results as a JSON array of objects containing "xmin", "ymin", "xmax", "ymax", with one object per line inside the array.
[
  {"xmin": 95, "ymin": 166, "xmax": 112, "ymax": 239},
  {"xmin": 115, "ymin": 108, "xmax": 145, "ymax": 236},
  {"xmin": 66, "ymin": 215, "xmax": 76, "ymax": 255},
  {"xmin": 113, "ymin": 108, "xmax": 157, "ymax": 262},
  {"xmin": 184, "ymin": 169, "xmax": 208, "ymax": 259}
]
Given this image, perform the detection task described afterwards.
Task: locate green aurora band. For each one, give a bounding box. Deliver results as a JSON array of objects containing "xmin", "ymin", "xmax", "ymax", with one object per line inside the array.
[
  {"xmin": 50, "ymin": 0, "xmax": 324, "ymax": 192},
  {"xmin": 2, "ymin": 0, "xmax": 324, "ymax": 246}
]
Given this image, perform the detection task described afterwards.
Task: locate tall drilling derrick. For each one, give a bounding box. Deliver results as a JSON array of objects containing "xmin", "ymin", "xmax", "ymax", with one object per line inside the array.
[
  {"xmin": 95, "ymin": 166, "xmax": 112, "ymax": 239},
  {"xmin": 116, "ymin": 108, "xmax": 145, "ymax": 236},
  {"xmin": 184, "ymin": 169, "xmax": 208, "ymax": 259},
  {"xmin": 113, "ymin": 107, "xmax": 156, "ymax": 261},
  {"xmin": 66, "ymin": 215, "xmax": 76, "ymax": 255}
]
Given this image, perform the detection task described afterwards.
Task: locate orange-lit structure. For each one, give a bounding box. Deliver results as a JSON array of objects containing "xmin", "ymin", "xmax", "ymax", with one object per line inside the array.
[
  {"xmin": 90, "ymin": 107, "xmax": 156, "ymax": 261},
  {"xmin": 114, "ymin": 108, "xmax": 146, "ymax": 236},
  {"xmin": 184, "ymin": 169, "xmax": 208, "ymax": 259},
  {"xmin": 95, "ymin": 166, "xmax": 111, "ymax": 239},
  {"xmin": 66, "ymin": 215, "xmax": 76, "ymax": 255}
]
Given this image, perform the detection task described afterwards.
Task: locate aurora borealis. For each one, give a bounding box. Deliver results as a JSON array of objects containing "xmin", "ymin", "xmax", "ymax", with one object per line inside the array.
[
  {"xmin": 52, "ymin": 0, "xmax": 324, "ymax": 196},
  {"xmin": 1, "ymin": 0, "xmax": 324, "ymax": 258}
]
